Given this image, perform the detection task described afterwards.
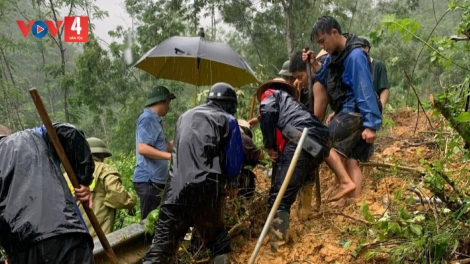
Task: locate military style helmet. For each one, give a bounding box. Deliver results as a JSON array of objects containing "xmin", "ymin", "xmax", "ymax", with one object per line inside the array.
[
  {"xmin": 207, "ymin": 82, "xmax": 238, "ymax": 103},
  {"xmin": 358, "ymin": 36, "xmax": 371, "ymax": 48},
  {"xmin": 145, "ymin": 86, "xmax": 177, "ymax": 107},
  {"xmin": 87, "ymin": 137, "xmax": 112, "ymax": 158},
  {"xmin": 278, "ymin": 60, "xmax": 293, "ymax": 77}
]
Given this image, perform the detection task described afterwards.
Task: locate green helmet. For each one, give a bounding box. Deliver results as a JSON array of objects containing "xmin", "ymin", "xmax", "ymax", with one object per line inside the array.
[
  {"xmin": 87, "ymin": 137, "xmax": 112, "ymax": 158},
  {"xmin": 278, "ymin": 60, "xmax": 293, "ymax": 77},
  {"xmin": 145, "ymin": 86, "xmax": 177, "ymax": 107}
]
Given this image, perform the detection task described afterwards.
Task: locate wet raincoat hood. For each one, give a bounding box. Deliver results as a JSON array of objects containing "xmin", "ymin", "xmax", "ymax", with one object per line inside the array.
[
  {"xmin": 0, "ymin": 123, "xmax": 94, "ymax": 256},
  {"xmin": 259, "ymin": 89, "xmax": 330, "ymax": 155},
  {"xmin": 161, "ymin": 101, "xmax": 244, "ymax": 206}
]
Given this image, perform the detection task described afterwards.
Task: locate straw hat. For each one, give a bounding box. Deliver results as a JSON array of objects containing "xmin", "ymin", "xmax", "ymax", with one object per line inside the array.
[
  {"xmin": 256, "ymin": 78, "xmax": 299, "ymax": 102},
  {"xmin": 237, "ymin": 119, "xmax": 250, "ymax": 129}
]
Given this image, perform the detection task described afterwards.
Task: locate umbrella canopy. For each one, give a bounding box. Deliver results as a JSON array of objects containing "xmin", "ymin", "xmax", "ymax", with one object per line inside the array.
[{"xmin": 133, "ymin": 36, "xmax": 258, "ymax": 88}]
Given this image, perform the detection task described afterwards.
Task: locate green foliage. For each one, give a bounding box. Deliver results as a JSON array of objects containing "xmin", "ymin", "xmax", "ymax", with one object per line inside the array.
[
  {"xmin": 360, "ymin": 190, "xmax": 465, "ymax": 263},
  {"xmin": 144, "ymin": 209, "xmax": 160, "ymax": 235},
  {"xmin": 0, "ymin": 247, "xmax": 5, "ymax": 260},
  {"xmin": 107, "ymin": 154, "xmax": 141, "ymax": 230}
]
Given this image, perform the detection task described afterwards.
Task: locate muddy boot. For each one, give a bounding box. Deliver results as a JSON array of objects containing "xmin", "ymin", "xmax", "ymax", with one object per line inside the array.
[
  {"xmin": 270, "ymin": 211, "xmax": 290, "ymax": 253},
  {"xmin": 297, "ymin": 184, "xmax": 314, "ymax": 221},
  {"xmin": 213, "ymin": 254, "xmax": 230, "ymax": 264}
]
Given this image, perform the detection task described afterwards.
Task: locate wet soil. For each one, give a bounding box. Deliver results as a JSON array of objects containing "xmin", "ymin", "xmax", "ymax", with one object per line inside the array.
[{"xmin": 230, "ymin": 109, "xmax": 449, "ymax": 264}]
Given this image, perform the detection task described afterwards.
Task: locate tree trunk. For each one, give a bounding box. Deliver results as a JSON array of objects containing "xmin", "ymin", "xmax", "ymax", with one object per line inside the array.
[
  {"xmin": 0, "ymin": 66, "xmax": 13, "ymax": 129},
  {"xmin": 49, "ymin": 0, "xmax": 70, "ymax": 122},
  {"xmin": 1, "ymin": 49, "xmax": 24, "ymax": 130},
  {"xmin": 0, "ymin": 50, "xmax": 23, "ymax": 130},
  {"xmin": 211, "ymin": 4, "xmax": 216, "ymax": 40},
  {"xmin": 431, "ymin": 94, "xmax": 470, "ymax": 146},
  {"xmin": 283, "ymin": 0, "xmax": 294, "ymax": 55},
  {"xmin": 40, "ymin": 41, "xmax": 55, "ymax": 114}
]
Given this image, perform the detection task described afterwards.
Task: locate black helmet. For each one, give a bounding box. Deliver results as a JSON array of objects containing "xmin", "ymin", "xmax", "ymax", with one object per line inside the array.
[
  {"xmin": 358, "ymin": 36, "xmax": 371, "ymax": 48},
  {"xmin": 207, "ymin": 82, "xmax": 238, "ymax": 115},
  {"xmin": 207, "ymin": 82, "xmax": 238, "ymax": 103}
]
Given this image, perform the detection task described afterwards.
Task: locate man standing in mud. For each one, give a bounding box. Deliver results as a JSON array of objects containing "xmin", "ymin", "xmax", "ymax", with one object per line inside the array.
[
  {"xmin": 256, "ymin": 78, "xmax": 355, "ymax": 252},
  {"xmin": 142, "ymin": 83, "xmax": 244, "ymax": 264},
  {"xmin": 303, "ymin": 16, "xmax": 382, "ymax": 201},
  {"xmin": 0, "ymin": 123, "xmax": 95, "ymax": 264}
]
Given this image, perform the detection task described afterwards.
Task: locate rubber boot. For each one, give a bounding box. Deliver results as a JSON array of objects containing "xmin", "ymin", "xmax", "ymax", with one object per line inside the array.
[
  {"xmin": 213, "ymin": 254, "xmax": 230, "ymax": 264},
  {"xmin": 270, "ymin": 211, "xmax": 290, "ymax": 253},
  {"xmin": 297, "ymin": 183, "xmax": 314, "ymax": 221}
]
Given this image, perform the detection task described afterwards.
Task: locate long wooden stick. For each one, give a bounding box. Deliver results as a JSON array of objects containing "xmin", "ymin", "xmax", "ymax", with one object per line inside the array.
[
  {"xmin": 305, "ymin": 47, "xmax": 322, "ymax": 208},
  {"xmin": 29, "ymin": 88, "xmax": 119, "ymax": 264},
  {"xmin": 248, "ymin": 128, "xmax": 309, "ymax": 264},
  {"xmin": 249, "ymin": 93, "xmax": 256, "ymax": 120}
]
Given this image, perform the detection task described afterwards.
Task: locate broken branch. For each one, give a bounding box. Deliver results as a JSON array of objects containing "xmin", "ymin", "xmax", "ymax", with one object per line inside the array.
[
  {"xmin": 359, "ymin": 162, "xmax": 424, "ymax": 175},
  {"xmin": 419, "ymin": 131, "xmax": 451, "ymax": 135},
  {"xmin": 334, "ymin": 212, "xmax": 371, "ymax": 225},
  {"xmin": 228, "ymin": 221, "xmax": 251, "ymax": 237}
]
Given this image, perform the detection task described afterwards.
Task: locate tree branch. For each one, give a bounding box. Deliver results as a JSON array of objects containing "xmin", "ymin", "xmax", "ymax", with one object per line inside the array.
[
  {"xmin": 334, "ymin": 212, "xmax": 371, "ymax": 225},
  {"xmin": 403, "ymin": 71, "xmax": 434, "ymax": 132},
  {"xmin": 359, "ymin": 161, "xmax": 424, "ymax": 175}
]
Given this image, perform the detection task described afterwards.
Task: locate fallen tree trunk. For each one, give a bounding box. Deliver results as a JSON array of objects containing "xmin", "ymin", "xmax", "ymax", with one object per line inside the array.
[{"xmin": 430, "ymin": 94, "xmax": 470, "ymax": 146}]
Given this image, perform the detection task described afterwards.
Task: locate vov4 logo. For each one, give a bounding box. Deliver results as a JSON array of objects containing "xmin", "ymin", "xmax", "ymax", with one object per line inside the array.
[{"xmin": 16, "ymin": 16, "xmax": 88, "ymax": 43}]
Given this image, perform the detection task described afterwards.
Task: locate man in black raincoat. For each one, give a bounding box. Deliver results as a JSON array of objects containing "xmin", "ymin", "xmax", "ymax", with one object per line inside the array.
[
  {"xmin": 0, "ymin": 123, "xmax": 95, "ymax": 264},
  {"xmin": 256, "ymin": 79, "xmax": 355, "ymax": 252},
  {"xmin": 142, "ymin": 82, "xmax": 244, "ymax": 264}
]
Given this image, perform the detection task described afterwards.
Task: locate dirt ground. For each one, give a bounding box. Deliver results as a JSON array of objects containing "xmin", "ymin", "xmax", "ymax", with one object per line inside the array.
[{"xmin": 230, "ymin": 109, "xmax": 450, "ymax": 264}]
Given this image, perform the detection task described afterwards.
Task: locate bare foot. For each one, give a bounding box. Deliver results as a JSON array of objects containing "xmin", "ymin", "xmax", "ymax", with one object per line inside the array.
[
  {"xmin": 330, "ymin": 198, "xmax": 346, "ymax": 208},
  {"xmin": 330, "ymin": 198, "xmax": 355, "ymax": 209},
  {"xmin": 323, "ymin": 184, "xmax": 339, "ymax": 198},
  {"xmin": 327, "ymin": 182, "xmax": 356, "ymax": 202}
]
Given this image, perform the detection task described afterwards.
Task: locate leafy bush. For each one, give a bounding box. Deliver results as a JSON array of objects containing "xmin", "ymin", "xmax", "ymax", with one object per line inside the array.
[{"xmin": 107, "ymin": 153, "xmax": 142, "ymax": 230}]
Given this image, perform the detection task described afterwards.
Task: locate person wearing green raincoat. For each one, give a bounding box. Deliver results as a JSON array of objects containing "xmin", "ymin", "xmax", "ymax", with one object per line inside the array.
[{"xmin": 67, "ymin": 137, "xmax": 137, "ymax": 238}]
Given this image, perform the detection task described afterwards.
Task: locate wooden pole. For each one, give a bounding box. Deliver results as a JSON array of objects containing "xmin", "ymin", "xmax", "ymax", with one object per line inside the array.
[
  {"xmin": 249, "ymin": 93, "xmax": 256, "ymax": 120},
  {"xmin": 305, "ymin": 47, "xmax": 321, "ymax": 207},
  {"xmin": 29, "ymin": 88, "xmax": 119, "ymax": 264}
]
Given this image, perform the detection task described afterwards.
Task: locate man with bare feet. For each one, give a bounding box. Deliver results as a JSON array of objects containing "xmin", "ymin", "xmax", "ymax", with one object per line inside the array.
[
  {"xmin": 289, "ymin": 50, "xmax": 355, "ymax": 219},
  {"xmin": 303, "ymin": 16, "xmax": 382, "ymax": 205}
]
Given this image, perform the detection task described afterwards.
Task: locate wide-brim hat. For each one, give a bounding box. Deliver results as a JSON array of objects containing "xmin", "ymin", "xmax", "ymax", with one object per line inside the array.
[
  {"xmin": 256, "ymin": 78, "xmax": 299, "ymax": 102},
  {"xmin": 237, "ymin": 119, "xmax": 250, "ymax": 129}
]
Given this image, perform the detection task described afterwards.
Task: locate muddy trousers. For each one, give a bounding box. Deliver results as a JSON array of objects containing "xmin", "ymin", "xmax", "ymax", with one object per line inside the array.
[
  {"xmin": 8, "ymin": 233, "xmax": 94, "ymax": 264},
  {"xmin": 268, "ymin": 145, "xmax": 318, "ymax": 252},
  {"xmin": 268, "ymin": 145, "xmax": 313, "ymax": 213},
  {"xmin": 142, "ymin": 203, "xmax": 231, "ymax": 264}
]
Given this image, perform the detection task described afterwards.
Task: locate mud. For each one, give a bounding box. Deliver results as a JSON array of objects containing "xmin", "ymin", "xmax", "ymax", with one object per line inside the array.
[{"xmin": 230, "ymin": 109, "xmax": 447, "ymax": 264}]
